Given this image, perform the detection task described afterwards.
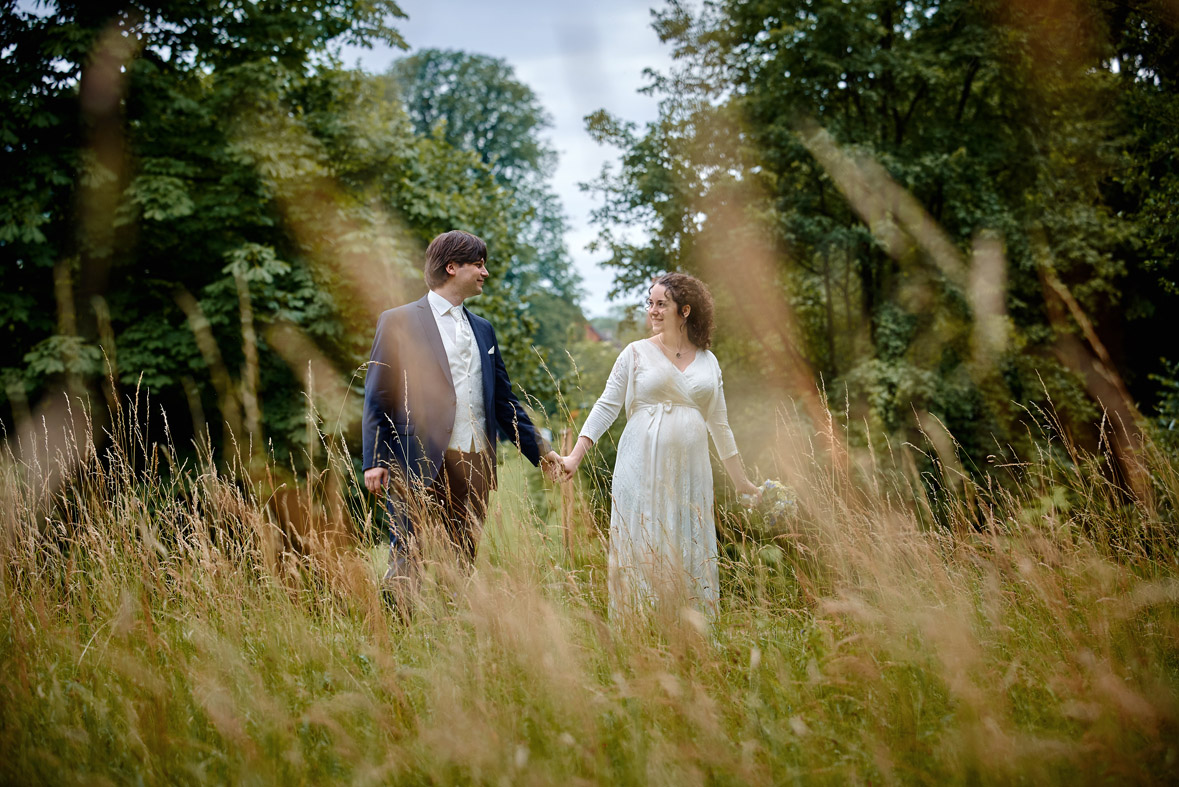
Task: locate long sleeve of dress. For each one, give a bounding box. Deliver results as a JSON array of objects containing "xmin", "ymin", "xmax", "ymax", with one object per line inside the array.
[
  {"xmin": 579, "ymin": 343, "xmax": 633, "ymax": 445},
  {"xmin": 706, "ymin": 356, "xmax": 739, "ymax": 460}
]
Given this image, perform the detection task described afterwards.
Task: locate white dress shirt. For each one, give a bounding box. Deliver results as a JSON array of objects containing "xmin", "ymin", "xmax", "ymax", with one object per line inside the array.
[{"xmin": 427, "ymin": 289, "xmax": 487, "ymax": 453}]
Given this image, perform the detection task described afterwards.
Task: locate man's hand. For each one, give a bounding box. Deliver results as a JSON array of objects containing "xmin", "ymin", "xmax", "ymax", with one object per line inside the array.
[
  {"xmin": 540, "ymin": 450, "xmax": 568, "ymax": 482},
  {"xmin": 364, "ymin": 466, "xmax": 389, "ymax": 494}
]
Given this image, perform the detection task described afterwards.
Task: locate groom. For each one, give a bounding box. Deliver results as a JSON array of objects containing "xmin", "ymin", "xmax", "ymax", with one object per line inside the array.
[{"xmin": 362, "ymin": 230, "xmax": 561, "ymax": 585}]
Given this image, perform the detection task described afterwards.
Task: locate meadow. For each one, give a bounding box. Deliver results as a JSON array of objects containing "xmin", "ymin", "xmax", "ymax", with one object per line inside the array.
[
  {"xmin": 5, "ymin": 2, "xmax": 1179, "ymax": 784},
  {"xmin": 2, "ymin": 391, "xmax": 1176, "ymax": 786}
]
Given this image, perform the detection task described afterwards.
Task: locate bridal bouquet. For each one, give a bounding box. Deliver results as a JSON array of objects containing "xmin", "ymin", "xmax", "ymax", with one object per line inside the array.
[
  {"xmin": 739, "ymin": 478, "xmax": 799, "ymax": 537},
  {"xmin": 757, "ymin": 479, "xmax": 799, "ymax": 527}
]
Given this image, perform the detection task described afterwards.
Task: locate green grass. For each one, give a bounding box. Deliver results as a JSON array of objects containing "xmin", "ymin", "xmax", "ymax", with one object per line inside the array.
[{"xmin": 1, "ymin": 405, "xmax": 1177, "ymax": 785}]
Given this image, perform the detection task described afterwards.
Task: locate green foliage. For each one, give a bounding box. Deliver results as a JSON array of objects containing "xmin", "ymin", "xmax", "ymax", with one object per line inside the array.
[
  {"xmin": 1152, "ymin": 359, "xmax": 1179, "ymax": 451},
  {"xmin": 23, "ymin": 334, "xmax": 105, "ymax": 381},
  {"xmin": 384, "ymin": 48, "xmax": 586, "ymax": 411},
  {"xmin": 389, "ymin": 48, "xmax": 556, "ymax": 185},
  {"xmin": 0, "ymin": 1, "xmax": 578, "ymax": 462},
  {"xmin": 586, "ymin": 0, "xmax": 1179, "ymax": 467}
]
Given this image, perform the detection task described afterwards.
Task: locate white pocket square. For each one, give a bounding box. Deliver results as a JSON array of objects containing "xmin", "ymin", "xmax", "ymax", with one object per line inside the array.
[{"xmin": 487, "ymin": 346, "xmax": 496, "ymax": 355}]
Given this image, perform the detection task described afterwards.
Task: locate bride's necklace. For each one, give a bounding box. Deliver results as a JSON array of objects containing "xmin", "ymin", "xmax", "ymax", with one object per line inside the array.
[{"xmin": 658, "ymin": 332, "xmax": 686, "ymax": 358}]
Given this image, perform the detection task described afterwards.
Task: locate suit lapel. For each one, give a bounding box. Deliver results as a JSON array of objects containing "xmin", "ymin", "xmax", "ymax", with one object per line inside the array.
[
  {"xmin": 466, "ymin": 308, "xmax": 496, "ymax": 403},
  {"xmin": 415, "ymin": 296, "xmax": 454, "ymax": 389}
]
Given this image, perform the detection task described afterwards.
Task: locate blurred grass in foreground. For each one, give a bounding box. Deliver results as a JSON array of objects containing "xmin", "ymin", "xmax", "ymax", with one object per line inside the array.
[{"xmin": 1, "ymin": 393, "xmax": 1177, "ymax": 785}]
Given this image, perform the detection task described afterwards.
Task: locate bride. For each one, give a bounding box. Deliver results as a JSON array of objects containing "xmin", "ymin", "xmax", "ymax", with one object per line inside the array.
[{"xmin": 559, "ymin": 273, "xmax": 760, "ymax": 616}]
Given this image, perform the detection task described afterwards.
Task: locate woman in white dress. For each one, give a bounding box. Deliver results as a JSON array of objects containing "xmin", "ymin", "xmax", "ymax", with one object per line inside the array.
[{"xmin": 559, "ymin": 274, "xmax": 760, "ymax": 617}]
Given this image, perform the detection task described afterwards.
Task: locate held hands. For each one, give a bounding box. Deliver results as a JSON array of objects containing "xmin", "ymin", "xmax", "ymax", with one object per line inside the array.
[
  {"xmin": 541, "ymin": 451, "xmax": 579, "ymax": 483},
  {"xmin": 542, "ymin": 436, "xmax": 592, "ymax": 483},
  {"xmin": 540, "ymin": 451, "xmax": 570, "ymax": 483}
]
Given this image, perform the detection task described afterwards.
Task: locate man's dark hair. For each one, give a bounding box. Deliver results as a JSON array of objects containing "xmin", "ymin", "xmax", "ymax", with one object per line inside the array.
[{"xmin": 424, "ymin": 230, "xmax": 488, "ymax": 288}]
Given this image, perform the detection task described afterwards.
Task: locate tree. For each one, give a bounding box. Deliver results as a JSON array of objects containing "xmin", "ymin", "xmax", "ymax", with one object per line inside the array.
[
  {"xmin": 385, "ymin": 49, "xmax": 585, "ymax": 408},
  {"xmin": 0, "ymin": 1, "xmax": 561, "ymax": 463},
  {"xmin": 1100, "ymin": 1, "xmax": 1179, "ymax": 419},
  {"xmin": 586, "ymin": 0, "xmax": 1179, "ymax": 473}
]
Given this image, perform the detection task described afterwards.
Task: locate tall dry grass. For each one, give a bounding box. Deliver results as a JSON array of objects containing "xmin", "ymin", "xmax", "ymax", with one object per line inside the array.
[{"xmin": 1, "ymin": 387, "xmax": 1176, "ymax": 785}]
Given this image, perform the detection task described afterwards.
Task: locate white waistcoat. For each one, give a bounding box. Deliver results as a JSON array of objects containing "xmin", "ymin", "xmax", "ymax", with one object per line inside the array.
[{"xmin": 432, "ymin": 297, "xmax": 487, "ymax": 453}]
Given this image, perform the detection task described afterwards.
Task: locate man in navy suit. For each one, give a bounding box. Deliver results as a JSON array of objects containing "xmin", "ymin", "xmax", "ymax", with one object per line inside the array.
[{"xmin": 362, "ymin": 230, "xmax": 561, "ymax": 586}]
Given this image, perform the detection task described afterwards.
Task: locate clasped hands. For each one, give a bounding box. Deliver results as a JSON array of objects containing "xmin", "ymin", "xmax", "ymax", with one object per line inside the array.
[{"xmin": 539, "ymin": 451, "xmax": 579, "ymax": 483}]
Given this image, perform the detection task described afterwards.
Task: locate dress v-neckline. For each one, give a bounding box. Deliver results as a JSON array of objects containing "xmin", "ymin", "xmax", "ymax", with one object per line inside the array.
[{"xmin": 647, "ymin": 337, "xmax": 699, "ymax": 374}]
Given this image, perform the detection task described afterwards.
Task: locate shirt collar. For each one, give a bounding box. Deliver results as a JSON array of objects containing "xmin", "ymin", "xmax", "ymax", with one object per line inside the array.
[{"xmin": 428, "ymin": 289, "xmax": 462, "ymax": 317}]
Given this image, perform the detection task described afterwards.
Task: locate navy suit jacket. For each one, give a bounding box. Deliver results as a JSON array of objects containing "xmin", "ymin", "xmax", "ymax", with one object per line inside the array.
[{"xmin": 362, "ymin": 294, "xmax": 549, "ymax": 490}]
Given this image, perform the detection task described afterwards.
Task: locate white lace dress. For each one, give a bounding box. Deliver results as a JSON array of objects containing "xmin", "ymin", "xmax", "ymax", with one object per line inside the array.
[{"xmin": 579, "ymin": 338, "xmax": 739, "ymax": 616}]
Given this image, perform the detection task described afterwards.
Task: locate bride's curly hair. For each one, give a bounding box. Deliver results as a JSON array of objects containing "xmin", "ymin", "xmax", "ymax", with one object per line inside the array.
[{"xmin": 654, "ymin": 272, "xmax": 715, "ymax": 350}]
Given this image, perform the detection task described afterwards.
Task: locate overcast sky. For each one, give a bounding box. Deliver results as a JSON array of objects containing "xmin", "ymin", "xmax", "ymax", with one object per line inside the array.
[{"xmin": 341, "ymin": 0, "xmax": 677, "ymax": 317}]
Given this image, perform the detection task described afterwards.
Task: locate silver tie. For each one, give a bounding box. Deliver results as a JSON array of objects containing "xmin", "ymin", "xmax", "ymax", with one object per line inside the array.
[{"xmin": 452, "ymin": 306, "xmax": 472, "ymax": 366}]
